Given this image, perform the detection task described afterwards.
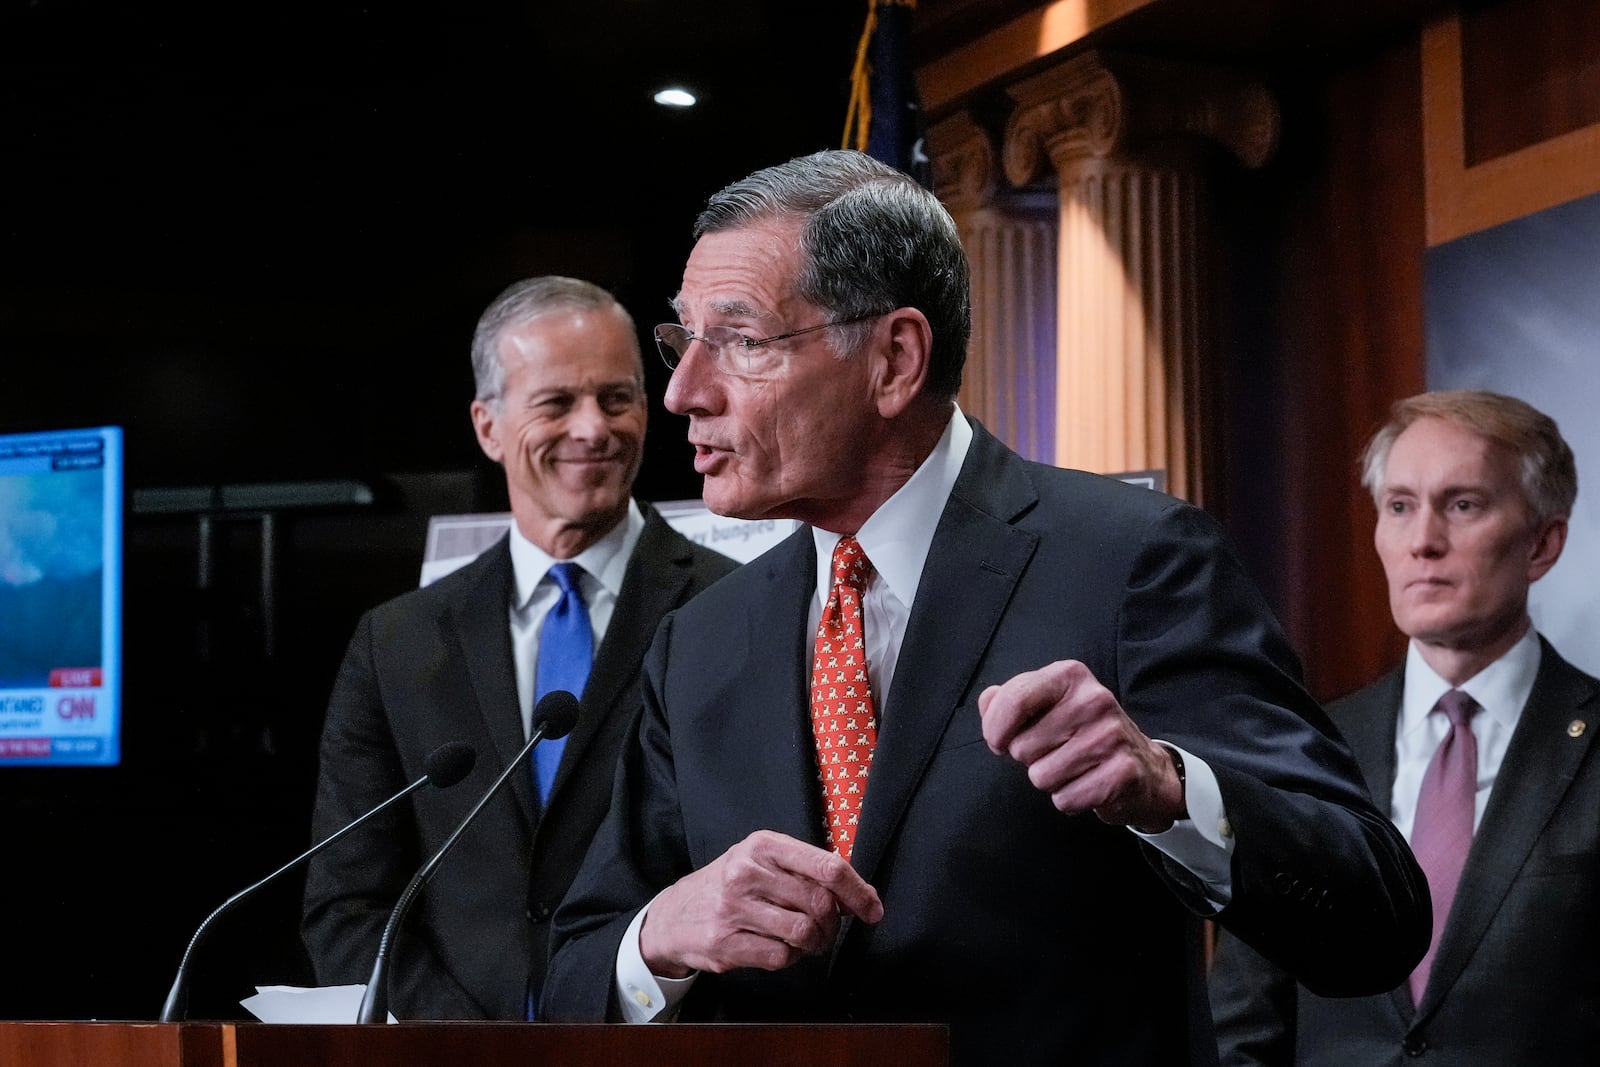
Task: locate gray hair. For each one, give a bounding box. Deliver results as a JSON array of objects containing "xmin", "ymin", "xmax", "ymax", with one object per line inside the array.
[
  {"xmin": 1360, "ymin": 389, "xmax": 1578, "ymax": 524},
  {"xmin": 694, "ymin": 149, "xmax": 971, "ymax": 401},
  {"xmin": 470, "ymin": 276, "xmax": 640, "ymax": 405}
]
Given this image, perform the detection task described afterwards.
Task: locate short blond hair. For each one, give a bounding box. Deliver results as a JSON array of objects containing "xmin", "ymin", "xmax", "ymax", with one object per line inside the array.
[{"xmin": 1360, "ymin": 390, "xmax": 1577, "ymax": 523}]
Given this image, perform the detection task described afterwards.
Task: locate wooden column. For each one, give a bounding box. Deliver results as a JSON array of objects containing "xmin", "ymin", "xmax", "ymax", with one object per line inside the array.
[
  {"xmin": 929, "ymin": 112, "xmax": 1059, "ymax": 465},
  {"xmin": 1003, "ymin": 52, "xmax": 1277, "ymax": 502}
]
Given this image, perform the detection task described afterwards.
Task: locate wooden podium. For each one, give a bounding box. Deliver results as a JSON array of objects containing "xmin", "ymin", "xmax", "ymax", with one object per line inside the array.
[{"xmin": 0, "ymin": 1021, "xmax": 949, "ymax": 1066}]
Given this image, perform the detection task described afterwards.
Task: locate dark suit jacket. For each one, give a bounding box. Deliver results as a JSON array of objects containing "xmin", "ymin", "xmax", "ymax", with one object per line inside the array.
[
  {"xmin": 301, "ymin": 502, "xmax": 737, "ymax": 1020},
  {"xmin": 543, "ymin": 421, "xmax": 1428, "ymax": 1066},
  {"xmin": 1210, "ymin": 637, "xmax": 1600, "ymax": 1066}
]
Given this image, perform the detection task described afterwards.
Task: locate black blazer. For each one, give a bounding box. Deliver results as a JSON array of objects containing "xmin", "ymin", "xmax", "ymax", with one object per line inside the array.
[
  {"xmin": 301, "ymin": 502, "xmax": 737, "ymax": 1019},
  {"xmin": 1210, "ymin": 637, "xmax": 1600, "ymax": 1066},
  {"xmin": 543, "ymin": 420, "xmax": 1428, "ymax": 1066}
]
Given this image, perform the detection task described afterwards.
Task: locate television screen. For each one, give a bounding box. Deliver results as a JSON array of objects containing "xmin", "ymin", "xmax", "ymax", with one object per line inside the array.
[{"xmin": 0, "ymin": 425, "xmax": 123, "ymax": 766}]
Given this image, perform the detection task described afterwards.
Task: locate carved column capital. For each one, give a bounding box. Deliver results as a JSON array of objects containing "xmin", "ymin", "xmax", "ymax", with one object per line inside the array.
[
  {"xmin": 927, "ymin": 111, "xmax": 1000, "ymax": 212},
  {"xmin": 1003, "ymin": 50, "xmax": 1279, "ymax": 185},
  {"xmin": 1003, "ymin": 56, "xmax": 1123, "ymax": 186}
]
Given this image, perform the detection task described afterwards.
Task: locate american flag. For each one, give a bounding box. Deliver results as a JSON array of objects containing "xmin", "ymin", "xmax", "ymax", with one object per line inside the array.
[{"xmin": 843, "ymin": 0, "xmax": 931, "ymax": 187}]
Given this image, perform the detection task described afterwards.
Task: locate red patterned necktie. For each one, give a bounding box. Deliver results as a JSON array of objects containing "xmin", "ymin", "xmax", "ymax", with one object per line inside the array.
[
  {"xmin": 1408, "ymin": 688, "xmax": 1478, "ymax": 1005},
  {"xmin": 810, "ymin": 536, "xmax": 879, "ymax": 863}
]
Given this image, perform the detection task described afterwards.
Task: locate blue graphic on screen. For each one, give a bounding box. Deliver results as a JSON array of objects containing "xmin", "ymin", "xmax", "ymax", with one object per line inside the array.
[{"xmin": 0, "ymin": 426, "xmax": 122, "ymax": 766}]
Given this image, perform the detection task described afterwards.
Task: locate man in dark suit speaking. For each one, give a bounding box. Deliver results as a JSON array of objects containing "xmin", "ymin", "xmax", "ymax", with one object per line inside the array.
[
  {"xmin": 540, "ymin": 151, "xmax": 1429, "ymax": 1065},
  {"xmin": 1210, "ymin": 389, "xmax": 1598, "ymax": 1065},
  {"xmin": 301, "ymin": 276, "xmax": 737, "ymax": 1020}
]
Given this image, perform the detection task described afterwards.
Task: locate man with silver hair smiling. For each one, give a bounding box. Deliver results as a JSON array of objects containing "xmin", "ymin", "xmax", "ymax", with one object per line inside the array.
[
  {"xmin": 302, "ymin": 276, "xmax": 736, "ymax": 1020},
  {"xmin": 544, "ymin": 150, "xmax": 1429, "ymax": 1065},
  {"xmin": 1211, "ymin": 389, "xmax": 1598, "ymax": 1065}
]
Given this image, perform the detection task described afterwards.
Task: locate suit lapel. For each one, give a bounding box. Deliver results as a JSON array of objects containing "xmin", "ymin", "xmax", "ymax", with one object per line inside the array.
[
  {"xmin": 545, "ymin": 506, "xmax": 692, "ymax": 808},
  {"xmin": 447, "ymin": 539, "xmax": 535, "ymax": 835},
  {"xmin": 848, "ymin": 422, "xmax": 1040, "ymax": 885},
  {"xmin": 744, "ymin": 530, "xmax": 832, "ymax": 844},
  {"xmin": 1415, "ymin": 640, "xmax": 1600, "ymax": 1018},
  {"xmin": 1335, "ymin": 669, "xmax": 1403, "ymax": 813}
]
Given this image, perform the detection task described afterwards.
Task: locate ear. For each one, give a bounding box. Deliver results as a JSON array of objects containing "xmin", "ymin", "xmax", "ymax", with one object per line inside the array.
[
  {"xmin": 470, "ymin": 399, "xmax": 504, "ymax": 464},
  {"xmin": 1527, "ymin": 515, "xmax": 1568, "ymax": 583},
  {"xmin": 871, "ymin": 308, "xmax": 933, "ymax": 420}
]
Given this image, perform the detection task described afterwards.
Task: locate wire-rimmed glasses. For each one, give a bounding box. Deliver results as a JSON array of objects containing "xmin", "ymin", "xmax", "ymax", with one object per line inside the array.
[{"xmin": 652, "ymin": 312, "xmax": 883, "ymax": 374}]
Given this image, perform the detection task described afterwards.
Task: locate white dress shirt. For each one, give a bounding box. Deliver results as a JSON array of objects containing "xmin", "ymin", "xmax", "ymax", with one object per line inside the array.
[
  {"xmin": 508, "ymin": 500, "xmax": 644, "ymax": 739},
  {"xmin": 1390, "ymin": 626, "xmax": 1539, "ymax": 842},
  {"xmin": 615, "ymin": 408, "xmax": 1232, "ymax": 1021}
]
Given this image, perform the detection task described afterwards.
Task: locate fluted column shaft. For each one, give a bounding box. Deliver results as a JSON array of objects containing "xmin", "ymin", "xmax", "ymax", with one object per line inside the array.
[
  {"xmin": 1055, "ymin": 154, "xmax": 1201, "ymax": 494},
  {"xmin": 1004, "ymin": 51, "xmax": 1277, "ymax": 502},
  {"xmin": 930, "ymin": 112, "xmax": 1059, "ymax": 465}
]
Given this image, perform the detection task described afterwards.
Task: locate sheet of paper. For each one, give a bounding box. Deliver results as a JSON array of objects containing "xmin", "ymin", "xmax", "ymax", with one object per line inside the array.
[{"xmin": 240, "ymin": 984, "xmax": 396, "ymax": 1024}]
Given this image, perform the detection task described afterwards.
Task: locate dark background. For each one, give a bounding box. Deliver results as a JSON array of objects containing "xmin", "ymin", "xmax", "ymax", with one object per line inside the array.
[{"xmin": 0, "ymin": 0, "xmax": 870, "ymax": 1021}]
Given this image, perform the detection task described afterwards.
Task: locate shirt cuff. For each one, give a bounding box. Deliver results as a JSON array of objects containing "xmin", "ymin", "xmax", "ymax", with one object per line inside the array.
[
  {"xmin": 1131, "ymin": 743, "xmax": 1235, "ymax": 908},
  {"xmin": 614, "ymin": 897, "xmax": 698, "ymax": 1022}
]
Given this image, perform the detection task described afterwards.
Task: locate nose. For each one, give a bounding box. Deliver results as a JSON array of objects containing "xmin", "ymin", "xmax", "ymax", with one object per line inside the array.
[
  {"xmin": 663, "ymin": 337, "xmax": 719, "ymax": 417},
  {"xmin": 565, "ymin": 395, "xmax": 612, "ymax": 443},
  {"xmin": 1409, "ymin": 507, "xmax": 1448, "ymax": 558}
]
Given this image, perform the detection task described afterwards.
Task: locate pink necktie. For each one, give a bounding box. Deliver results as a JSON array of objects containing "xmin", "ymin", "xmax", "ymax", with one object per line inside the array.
[
  {"xmin": 1408, "ymin": 688, "xmax": 1478, "ymax": 1004},
  {"xmin": 809, "ymin": 536, "xmax": 879, "ymax": 863}
]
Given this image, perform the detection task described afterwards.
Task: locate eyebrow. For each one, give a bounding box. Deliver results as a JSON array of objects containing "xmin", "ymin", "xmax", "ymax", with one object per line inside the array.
[
  {"xmin": 1382, "ymin": 481, "xmax": 1493, "ymax": 500},
  {"xmin": 528, "ymin": 376, "xmax": 642, "ymax": 396},
  {"xmin": 667, "ymin": 295, "xmax": 770, "ymax": 323},
  {"xmin": 1433, "ymin": 482, "xmax": 1494, "ymax": 498}
]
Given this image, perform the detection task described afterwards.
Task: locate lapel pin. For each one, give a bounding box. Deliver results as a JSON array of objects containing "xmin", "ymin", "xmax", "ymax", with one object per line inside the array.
[{"xmin": 1569, "ymin": 720, "xmax": 1587, "ymax": 738}]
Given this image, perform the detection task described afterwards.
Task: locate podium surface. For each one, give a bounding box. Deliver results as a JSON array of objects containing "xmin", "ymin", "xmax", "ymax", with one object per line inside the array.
[
  {"xmin": 0, "ymin": 1021, "xmax": 948, "ymax": 1066},
  {"xmin": 0, "ymin": 1022, "xmax": 227, "ymax": 1067}
]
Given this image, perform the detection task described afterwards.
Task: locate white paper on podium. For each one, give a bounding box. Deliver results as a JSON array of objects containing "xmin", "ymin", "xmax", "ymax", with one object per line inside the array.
[{"xmin": 240, "ymin": 984, "xmax": 397, "ymax": 1024}]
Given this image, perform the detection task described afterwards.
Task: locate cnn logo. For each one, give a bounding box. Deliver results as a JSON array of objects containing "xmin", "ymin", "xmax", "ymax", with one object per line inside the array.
[{"xmin": 57, "ymin": 696, "xmax": 96, "ymax": 720}]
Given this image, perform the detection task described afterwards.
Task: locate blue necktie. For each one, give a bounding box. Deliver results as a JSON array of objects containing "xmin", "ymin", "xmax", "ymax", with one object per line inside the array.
[{"xmin": 532, "ymin": 562, "xmax": 591, "ymax": 805}]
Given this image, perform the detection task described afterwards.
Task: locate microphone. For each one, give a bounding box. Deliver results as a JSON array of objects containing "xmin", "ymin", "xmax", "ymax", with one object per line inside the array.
[
  {"xmin": 357, "ymin": 690, "xmax": 580, "ymax": 1023},
  {"xmin": 158, "ymin": 740, "xmax": 476, "ymax": 1023}
]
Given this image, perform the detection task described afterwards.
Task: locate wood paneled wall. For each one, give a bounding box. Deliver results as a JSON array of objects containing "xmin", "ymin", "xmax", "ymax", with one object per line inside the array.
[
  {"xmin": 1460, "ymin": 0, "xmax": 1600, "ymax": 163},
  {"xmin": 1215, "ymin": 38, "xmax": 1427, "ymax": 700},
  {"xmin": 1425, "ymin": 6, "xmax": 1600, "ymax": 247}
]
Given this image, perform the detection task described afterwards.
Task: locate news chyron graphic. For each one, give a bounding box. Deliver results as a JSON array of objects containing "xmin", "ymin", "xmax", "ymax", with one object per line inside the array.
[{"xmin": 0, "ymin": 426, "xmax": 123, "ymax": 766}]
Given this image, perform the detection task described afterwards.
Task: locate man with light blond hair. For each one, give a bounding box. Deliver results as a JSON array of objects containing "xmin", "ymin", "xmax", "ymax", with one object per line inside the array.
[{"xmin": 1211, "ymin": 389, "xmax": 1599, "ymax": 1066}]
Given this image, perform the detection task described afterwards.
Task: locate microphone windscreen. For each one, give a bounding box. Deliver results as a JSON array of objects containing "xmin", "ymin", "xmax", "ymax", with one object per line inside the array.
[
  {"xmin": 533, "ymin": 690, "xmax": 582, "ymax": 740},
  {"xmin": 422, "ymin": 741, "xmax": 477, "ymax": 788}
]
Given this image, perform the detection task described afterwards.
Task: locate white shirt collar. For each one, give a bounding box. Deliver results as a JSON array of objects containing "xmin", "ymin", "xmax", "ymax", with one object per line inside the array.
[
  {"xmin": 811, "ymin": 406, "xmax": 971, "ymax": 609},
  {"xmin": 1400, "ymin": 626, "xmax": 1541, "ymax": 737},
  {"xmin": 509, "ymin": 499, "xmax": 643, "ymax": 610}
]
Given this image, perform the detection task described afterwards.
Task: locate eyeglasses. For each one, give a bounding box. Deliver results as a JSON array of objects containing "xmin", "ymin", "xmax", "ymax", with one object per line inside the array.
[{"xmin": 652, "ymin": 312, "xmax": 883, "ymax": 373}]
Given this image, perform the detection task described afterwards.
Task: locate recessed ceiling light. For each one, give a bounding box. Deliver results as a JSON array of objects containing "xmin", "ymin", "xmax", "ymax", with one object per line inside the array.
[{"xmin": 653, "ymin": 88, "xmax": 696, "ymax": 108}]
